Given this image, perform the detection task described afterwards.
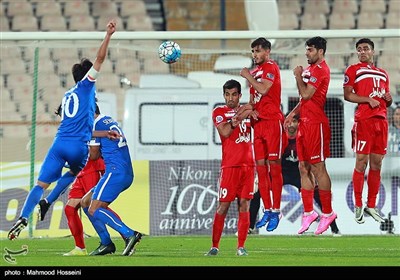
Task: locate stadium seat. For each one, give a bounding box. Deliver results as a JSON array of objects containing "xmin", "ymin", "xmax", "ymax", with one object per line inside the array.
[
  {"xmin": 301, "ymin": 13, "xmax": 328, "ymax": 30},
  {"xmin": 96, "ymin": 15, "xmax": 124, "ymax": 31},
  {"xmin": 11, "ymin": 15, "xmax": 38, "ymax": 31},
  {"xmin": 38, "ymin": 73, "xmax": 62, "ymax": 89},
  {"xmin": 40, "ymin": 15, "xmax": 67, "ymax": 31},
  {"xmin": 303, "ymin": 0, "xmax": 330, "ymax": 15},
  {"xmin": 51, "ymin": 48, "xmax": 79, "ymax": 62},
  {"xmin": 385, "ymin": 12, "xmax": 400, "ymax": 28},
  {"xmin": 1, "ymin": 124, "xmax": 30, "ymax": 138},
  {"xmin": 34, "ymin": 59, "xmax": 56, "ymax": 75},
  {"xmin": 359, "ymin": 0, "xmax": 386, "ymax": 13},
  {"xmin": 0, "ymin": 16, "xmax": 10, "ymax": 31},
  {"xmin": 279, "ymin": 13, "xmax": 299, "ymax": 30},
  {"xmin": 142, "ymin": 57, "xmax": 170, "ymax": 74},
  {"xmin": 277, "ymin": 0, "xmax": 302, "ymax": 15},
  {"xmin": 329, "ymin": 12, "xmax": 356, "ymax": 29},
  {"xmin": 95, "ymin": 73, "xmax": 122, "ymax": 93},
  {"xmin": 62, "ymin": 0, "xmax": 90, "ymax": 17},
  {"xmin": 118, "ymin": 0, "xmax": 147, "ymax": 17},
  {"xmin": 125, "ymin": 15, "xmax": 154, "ymax": 31},
  {"xmin": 166, "ymin": 18, "xmax": 190, "ymax": 31},
  {"xmin": 377, "ymin": 53, "xmax": 400, "ymax": 71},
  {"xmin": 68, "ymin": 15, "xmax": 96, "ymax": 31},
  {"xmin": 91, "ymin": 1, "xmax": 118, "ymax": 17},
  {"xmin": 35, "ymin": 1, "xmax": 62, "ymax": 17},
  {"xmin": 6, "ymin": 0, "xmax": 33, "ymax": 16},
  {"xmin": 388, "ymin": 0, "xmax": 400, "ymax": 13},
  {"xmin": 325, "ymin": 54, "xmax": 346, "ymax": 73},
  {"xmin": 1, "ymin": 58, "xmax": 27, "ymax": 75},
  {"xmin": 331, "ymin": 0, "xmax": 358, "ymax": 14},
  {"xmin": 114, "ymin": 57, "xmax": 141, "ymax": 76},
  {"xmin": 357, "ymin": 12, "xmax": 384, "ymax": 29}
]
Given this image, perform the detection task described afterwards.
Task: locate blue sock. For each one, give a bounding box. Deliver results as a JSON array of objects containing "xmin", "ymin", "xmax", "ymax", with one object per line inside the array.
[
  {"xmin": 20, "ymin": 185, "xmax": 44, "ymax": 219},
  {"xmin": 93, "ymin": 208, "xmax": 134, "ymax": 238},
  {"xmin": 46, "ymin": 172, "xmax": 75, "ymax": 204},
  {"xmin": 83, "ymin": 207, "xmax": 112, "ymax": 245}
]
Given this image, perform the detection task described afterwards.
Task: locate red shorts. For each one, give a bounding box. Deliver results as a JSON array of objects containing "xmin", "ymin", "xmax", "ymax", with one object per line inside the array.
[
  {"xmin": 297, "ymin": 121, "xmax": 331, "ymax": 164},
  {"xmin": 218, "ymin": 166, "xmax": 256, "ymax": 202},
  {"xmin": 68, "ymin": 171, "xmax": 103, "ymax": 199},
  {"xmin": 352, "ymin": 117, "xmax": 388, "ymax": 155},
  {"xmin": 253, "ymin": 119, "xmax": 288, "ymax": 161}
]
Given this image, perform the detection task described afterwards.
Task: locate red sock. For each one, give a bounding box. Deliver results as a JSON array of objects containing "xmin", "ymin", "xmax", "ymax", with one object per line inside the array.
[
  {"xmin": 270, "ymin": 163, "xmax": 283, "ymax": 210},
  {"xmin": 64, "ymin": 205, "xmax": 85, "ymax": 249},
  {"xmin": 352, "ymin": 169, "xmax": 365, "ymax": 207},
  {"xmin": 211, "ymin": 212, "xmax": 226, "ymax": 248},
  {"xmin": 301, "ymin": 188, "xmax": 314, "ymax": 213},
  {"xmin": 237, "ymin": 211, "xmax": 250, "ymax": 248},
  {"xmin": 367, "ymin": 169, "xmax": 381, "ymax": 208},
  {"xmin": 318, "ymin": 189, "xmax": 332, "ymax": 214},
  {"xmin": 256, "ymin": 165, "xmax": 272, "ymax": 209}
]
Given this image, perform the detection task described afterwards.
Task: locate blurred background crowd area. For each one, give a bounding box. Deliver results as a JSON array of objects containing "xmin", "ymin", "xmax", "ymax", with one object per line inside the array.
[{"xmin": 1, "ymin": 0, "xmax": 399, "ymax": 135}]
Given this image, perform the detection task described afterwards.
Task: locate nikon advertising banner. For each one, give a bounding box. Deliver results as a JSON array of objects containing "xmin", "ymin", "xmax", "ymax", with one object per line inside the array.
[{"xmin": 149, "ymin": 160, "xmax": 237, "ymax": 235}]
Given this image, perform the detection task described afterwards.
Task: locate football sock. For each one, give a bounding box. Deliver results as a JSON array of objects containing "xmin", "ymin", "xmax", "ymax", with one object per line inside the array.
[
  {"xmin": 367, "ymin": 169, "xmax": 381, "ymax": 208},
  {"xmin": 92, "ymin": 208, "xmax": 134, "ymax": 238},
  {"xmin": 237, "ymin": 211, "xmax": 250, "ymax": 248},
  {"xmin": 256, "ymin": 165, "xmax": 272, "ymax": 209},
  {"xmin": 83, "ymin": 207, "xmax": 112, "ymax": 246},
  {"xmin": 352, "ymin": 169, "xmax": 365, "ymax": 208},
  {"xmin": 270, "ymin": 163, "xmax": 283, "ymax": 210},
  {"xmin": 318, "ymin": 188, "xmax": 333, "ymax": 214},
  {"xmin": 20, "ymin": 185, "xmax": 44, "ymax": 219},
  {"xmin": 65, "ymin": 205, "xmax": 85, "ymax": 249},
  {"xmin": 300, "ymin": 188, "xmax": 314, "ymax": 213},
  {"xmin": 46, "ymin": 172, "xmax": 75, "ymax": 204},
  {"xmin": 211, "ymin": 212, "xmax": 225, "ymax": 248}
]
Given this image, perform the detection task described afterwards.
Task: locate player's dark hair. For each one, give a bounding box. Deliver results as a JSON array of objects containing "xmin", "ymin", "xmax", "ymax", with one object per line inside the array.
[
  {"xmin": 55, "ymin": 103, "xmax": 62, "ymax": 117},
  {"xmin": 223, "ymin": 79, "xmax": 241, "ymax": 94},
  {"xmin": 72, "ymin": 58, "xmax": 93, "ymax": 83},
  {"xmin": 305, "ymin": 36, "xmax": 327, "ymax": 55},
  {"xmin": 355, "ymin": 38, "xmax": 374, "ymax": 50},
  {"xmin": 251, "ymin": 37, "xmax": 271, "ymax": 50},
  {"xmin": 95, "ymin": 103, "xmax": 100, "ymax": 115}
]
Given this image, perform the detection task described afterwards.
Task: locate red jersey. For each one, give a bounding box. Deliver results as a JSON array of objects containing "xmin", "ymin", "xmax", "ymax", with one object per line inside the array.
[
  {"xmin": 249, "ymin": 60, "xmax": 284, "ymax": 121},
  {"xmin": 212, "ymin": 105, "xmax": 254, "ymax": 168},
  {"xmin": 76, "ymin": 157, "xmax": 105, "ymax": 178},
  {"xmin": 299, "ymin": 60, "xmax": 330, "ymax": 124},
  {"xmin": 344, "ymin": 62, "xmax": 390, "ymax": 121}
]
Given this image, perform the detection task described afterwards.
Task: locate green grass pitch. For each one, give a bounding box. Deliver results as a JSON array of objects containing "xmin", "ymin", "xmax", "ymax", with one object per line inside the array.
[{"xmin": 1, "ymin": 234, "xmax": 399, "ymax": 267}]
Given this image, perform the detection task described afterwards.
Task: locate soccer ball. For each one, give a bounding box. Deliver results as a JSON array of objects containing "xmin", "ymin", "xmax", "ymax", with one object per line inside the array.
[{"xmin": 158, "ymin": 41, "xmax": 181, "ymax": 64}]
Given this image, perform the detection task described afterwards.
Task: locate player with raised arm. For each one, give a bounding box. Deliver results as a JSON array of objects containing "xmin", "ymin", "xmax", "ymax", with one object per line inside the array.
[
  {"xmin": 205, "ymin": 79, "xmax": 255, "ymax": 256},
  {"xmin": 236, "ymin": 37, "xmax": 287, "ymax": 232},
  {"xmin": 8, "ymin": 19, "xmax": 117, "ymax": 241},
  {"xmin": 285, "ymin": 36, "xmax": 337, "ymax": 235},
  {"xmin": 343, "ymin": 38, "xmax": 392, "ymax": 224}
]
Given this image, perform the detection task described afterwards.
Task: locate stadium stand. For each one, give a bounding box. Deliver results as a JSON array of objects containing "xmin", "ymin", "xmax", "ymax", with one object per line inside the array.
[{"xmin": 0, "ymin": 0, "xmax": 399, "ymax": 128}]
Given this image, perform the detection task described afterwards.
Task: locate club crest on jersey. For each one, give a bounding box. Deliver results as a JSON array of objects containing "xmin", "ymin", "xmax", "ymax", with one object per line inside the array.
[
  {"xmin": 310, "ymin": 76, "xmax": 317, "ymax": 83},
  {"xmin": 344, "ymin": 75, "xmax": 349, "ymax": 84},
  {"xmin": 216, "ymin": 115, "xmax": 223, "ymax": 123},
  {"xmin": 267, "ymin": 73, "xmax": 274, "ymax": 79}
]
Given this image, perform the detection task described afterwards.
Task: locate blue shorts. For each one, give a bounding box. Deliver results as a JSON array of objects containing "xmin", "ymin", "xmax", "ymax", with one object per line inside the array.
[
  {"xmin": 92, "ymin": 171, "xmax": 134, "ymax": 203},
  {"xmin": 38, "ymin": 138, "xmax": 89, "ymax": 184}
]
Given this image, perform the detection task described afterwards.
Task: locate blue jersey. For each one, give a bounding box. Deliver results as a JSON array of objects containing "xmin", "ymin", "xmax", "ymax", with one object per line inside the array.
[
  {"xmin": 56, "ymin": 72, "xmax": 96, "ymax": 142},
  {"xmin": 91, "ymin": 114, "xmax": 133, "ymax": 176}
]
